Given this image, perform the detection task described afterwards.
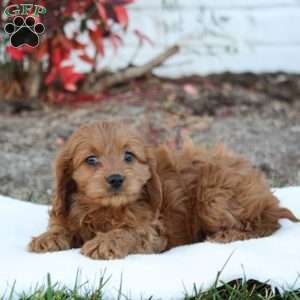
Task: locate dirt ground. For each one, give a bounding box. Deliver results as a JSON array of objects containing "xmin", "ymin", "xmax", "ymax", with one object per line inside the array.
[{"xmin": 0, "ymin": 73, "xmax": 299, "ymax": 203}]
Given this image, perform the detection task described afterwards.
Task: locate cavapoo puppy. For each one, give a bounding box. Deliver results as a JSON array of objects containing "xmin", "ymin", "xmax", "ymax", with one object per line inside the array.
[{"xmin": 28, "ymin": 120, "xmax": 298, "ymax": 259}]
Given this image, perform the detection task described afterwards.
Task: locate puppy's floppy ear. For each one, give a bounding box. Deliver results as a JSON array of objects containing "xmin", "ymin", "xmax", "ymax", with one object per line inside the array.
[
  {"xmin": 145, "ymin": 148, "xmax": 162, "ymax": 214},
  {"xmin": 51, "ymin": 146, "xmax": 76, "ymax": 217}
]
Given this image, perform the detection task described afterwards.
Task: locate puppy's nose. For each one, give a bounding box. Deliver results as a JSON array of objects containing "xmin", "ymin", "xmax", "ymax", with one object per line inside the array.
[{"xmin": 106, "ymin": 174, "xmax": 125, "ymax": 189}]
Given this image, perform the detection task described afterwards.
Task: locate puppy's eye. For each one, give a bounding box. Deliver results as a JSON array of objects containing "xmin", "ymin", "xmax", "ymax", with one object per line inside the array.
[
  {"xmin": 85, "ymin": 155, "xmax": 99, "ymax": 166},
  {"xmin": 124, "ymin": 151, "xmax": 135, "ymax": 163}
]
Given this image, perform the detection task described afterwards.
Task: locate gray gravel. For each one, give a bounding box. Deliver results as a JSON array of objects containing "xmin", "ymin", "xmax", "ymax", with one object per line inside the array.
[{"xmin": 0, "ymin": 97, "xmax": 299, "ymax": 204}]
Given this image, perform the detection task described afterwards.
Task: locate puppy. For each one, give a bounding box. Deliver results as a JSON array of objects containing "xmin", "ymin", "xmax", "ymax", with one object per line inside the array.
[{"xmin": 28, "ymin": 121, "xmax": 298, "ymax": 259}]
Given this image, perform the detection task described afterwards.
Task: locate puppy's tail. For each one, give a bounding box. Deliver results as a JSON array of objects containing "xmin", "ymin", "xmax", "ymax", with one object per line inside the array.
[{"xmin": 274, "ymin": 207, "xmax": 300, "ymax": 222}]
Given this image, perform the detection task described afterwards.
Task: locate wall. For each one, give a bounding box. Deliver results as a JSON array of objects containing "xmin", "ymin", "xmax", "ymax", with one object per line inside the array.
[{"xmin": 77, "ymin": 0, "xmax": 300, "ymax": 76}]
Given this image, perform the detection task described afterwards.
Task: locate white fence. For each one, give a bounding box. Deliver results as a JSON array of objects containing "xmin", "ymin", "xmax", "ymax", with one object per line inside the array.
[{"xmin": 91, "ymin": 0, "xmax": 300, "ymax": 76}]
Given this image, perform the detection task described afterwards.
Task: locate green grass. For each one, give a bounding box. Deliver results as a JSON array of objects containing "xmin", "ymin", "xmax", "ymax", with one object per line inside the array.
[
  {"xmin": 2, "ymin": 275, "xmax": 300, "ymax": 300},
  {"xmin": 1, "ymin": 273, "xmax": 110, "ymax": 300},
  {"xmin": 186, "ymin": 279, "xmax": 300, "ymax": 300}
]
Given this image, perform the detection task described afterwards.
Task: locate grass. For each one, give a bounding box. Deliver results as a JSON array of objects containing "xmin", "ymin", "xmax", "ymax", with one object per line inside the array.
[
  {"xmin": 1, "ymin": 253, "xmax": 299, "ymax": 300},
  {"xmin": 186, "ymin": 279, "xmax": 300, "ymax": 300},
  {"xmin": 1, "ymin": 273, "xmax": 110, "ymax": 300},
  {"xmin": 2, "ymin": 275, "xmax": 300, "ymax": 300}
]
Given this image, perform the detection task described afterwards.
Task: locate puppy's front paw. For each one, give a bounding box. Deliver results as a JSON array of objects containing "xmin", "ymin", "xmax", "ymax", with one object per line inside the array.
[
  {"xmin": 28, "ymin": 231, "xmax": 71, "ymax": 253},
  {"xmin": 81, "ymin": 232, "xmax": 129, "ymax": 260}
]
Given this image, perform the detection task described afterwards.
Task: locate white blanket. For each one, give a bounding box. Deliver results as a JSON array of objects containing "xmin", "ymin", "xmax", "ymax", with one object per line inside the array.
[{"xmin": 1, "ymin": 187, "xmax": 300, "ymax": 299}]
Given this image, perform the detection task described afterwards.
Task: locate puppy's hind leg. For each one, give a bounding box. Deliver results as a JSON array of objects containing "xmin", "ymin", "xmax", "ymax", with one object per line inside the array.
[
  {"xmin": 206, "ymin": 224, "xmax": 279, "ymax": 243},
  {"xmin": 206, "ymin": 229, "xmax": 256, "ymax": 243},
  {"xmin": 207, "ymin": 206, "xmax": 299, "ymax": 243},
  {"xmin": 194, "ymin": 163, "xmax": 249, "ymax": 242},
  {"xmin": 194, "ymin": 162, "xmax": 298, "ymax": 243}
]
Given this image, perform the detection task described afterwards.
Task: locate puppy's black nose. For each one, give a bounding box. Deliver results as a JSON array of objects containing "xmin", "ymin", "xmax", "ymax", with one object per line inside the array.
[{"xmin": 106, "ymin": 174, "xmax": 125, "ymax": 189}]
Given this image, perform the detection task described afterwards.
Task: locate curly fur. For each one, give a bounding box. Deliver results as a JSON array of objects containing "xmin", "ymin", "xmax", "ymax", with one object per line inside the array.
[{"xmin": 28, "ymin": 120, "xmax": 299, "ymax": 259}]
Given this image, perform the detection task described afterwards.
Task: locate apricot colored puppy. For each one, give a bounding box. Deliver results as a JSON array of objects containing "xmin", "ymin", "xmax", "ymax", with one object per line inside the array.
[{"xmin": 28, "ymin": 121, "xmax": 298, "ymax": 259}]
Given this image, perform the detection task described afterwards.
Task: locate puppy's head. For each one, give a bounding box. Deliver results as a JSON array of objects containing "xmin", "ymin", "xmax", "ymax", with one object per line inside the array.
[{"xmin": 51, "ymin": 121, "xmax": 161, "ymax": 216}]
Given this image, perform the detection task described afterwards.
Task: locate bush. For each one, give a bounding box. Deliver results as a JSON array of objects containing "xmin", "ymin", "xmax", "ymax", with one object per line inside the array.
[{"xmin": 0, "ymin": 0, "xmax": 136, "ymax": 101}]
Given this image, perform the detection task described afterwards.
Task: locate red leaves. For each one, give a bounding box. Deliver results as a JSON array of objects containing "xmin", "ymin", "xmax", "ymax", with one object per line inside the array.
[
  {"xmin": 64, "ymin": 1, "xmax": 92, "ymax": 16},
  {"xmin": 102, "ymin": 0, "xmax": 135, "ymax": 4},
  {"xmin": 6, "ymin": 46, "xmax": 25, "ymax": 60},
  {"xmin": 46, "ymin": 34, "xmax": 85, "ymax": 91},
  {"xmin": 60, "ymin": 66, "xmax": 84, "ymax": 92},
  {"xmin": 52, "ymin": 48, "xmax": 63, "ymax": 65},
  {"xmin": 4, "ymin": 0, "xmax": 138, "ymax": 99},
  {"xmin": 55, "ymin": 36, "xmax": 86, "ymax": 54},
  {"xmin": 45, "ymin": 68, "xmax": 57, "ymax": 86},
  {"xmin": 43, "ymin": 33, "xmax": 86, "ymax": 91},
  {"xmin": 96, "ymin": 0, "xmax": 131, "ymax": 29},
  {"xmin": 46, "ymin": 89, "xmax": 105, "ymax": 105},
  {"xmin": 96, "ymin": 1, "xmax": 108, "ymax": 23},
  {"xmin": 89, "ymin": 27, "xmax": 104, "ymax": 56},
  {"xmin": 46, "ymin": 65, "xmax": 84, "ymax": 92},
  {"xmin": 79, "ymin": 54, "xmax": 95, "ymax": 64},
  {"xmin": 114, "ymin": 5, "xmax": 128, "ymax": 26}
]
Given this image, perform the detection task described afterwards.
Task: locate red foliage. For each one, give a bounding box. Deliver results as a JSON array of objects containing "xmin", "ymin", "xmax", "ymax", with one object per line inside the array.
[
  {"xmin": 45, "ymin": 89, "xmax": 106, "ymax": 106},
  {"xmin": 6, "ymin": 46, "xmax": 25, "ymax": 61},
  {"xmin": 2, "ymin": 0, "xmax": 136, "ymax": 95}
]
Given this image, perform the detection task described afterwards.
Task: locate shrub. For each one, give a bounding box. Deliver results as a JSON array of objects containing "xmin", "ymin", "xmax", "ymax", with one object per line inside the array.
[{"xmin": 0, "ymin": 0, "xmax": 135, "ymax": 101}]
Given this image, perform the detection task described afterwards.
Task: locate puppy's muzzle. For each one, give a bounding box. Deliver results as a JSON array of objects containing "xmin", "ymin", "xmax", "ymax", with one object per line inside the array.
[{"xmin": 106, "ymin": 174, "xmax": 125, "ymax": 190}]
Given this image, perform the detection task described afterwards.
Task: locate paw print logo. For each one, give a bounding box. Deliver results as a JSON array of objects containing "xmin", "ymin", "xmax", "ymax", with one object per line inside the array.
[{"xmin": 4, "ymin": 16, "xmax": 45, "ymax": 48}]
